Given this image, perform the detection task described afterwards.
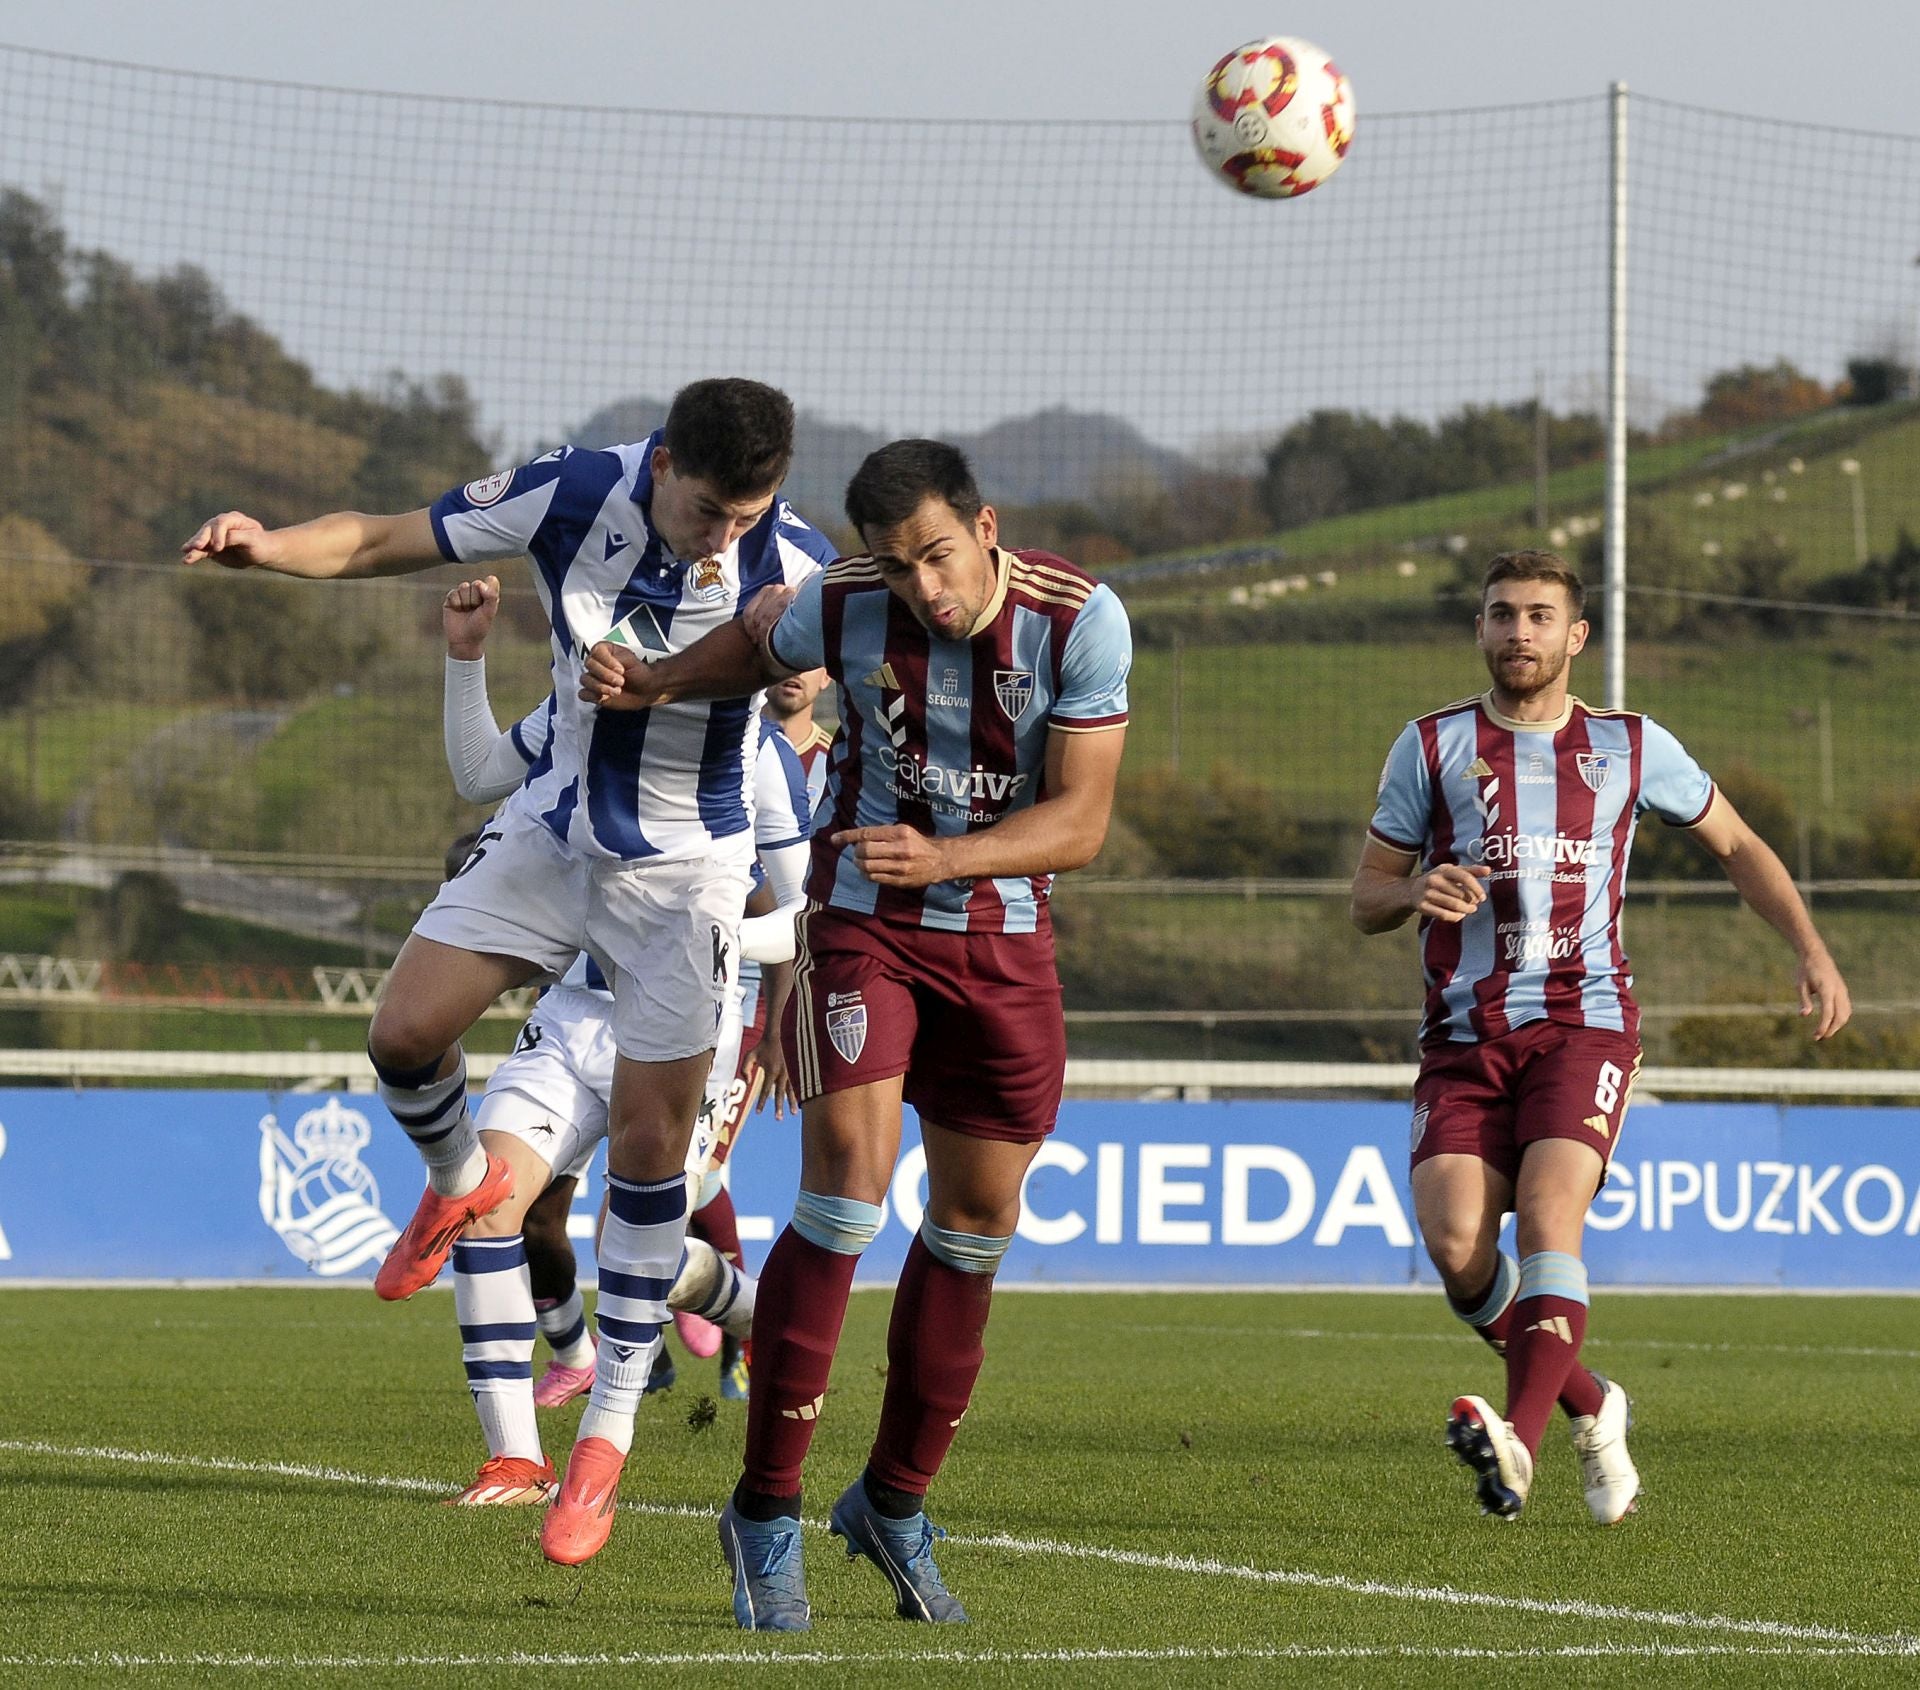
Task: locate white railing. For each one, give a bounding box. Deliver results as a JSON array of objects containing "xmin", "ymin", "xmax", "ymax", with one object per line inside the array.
[{"xmin": 1, "ymin": 1049, "xmax": 1916, "ymax": 1102}]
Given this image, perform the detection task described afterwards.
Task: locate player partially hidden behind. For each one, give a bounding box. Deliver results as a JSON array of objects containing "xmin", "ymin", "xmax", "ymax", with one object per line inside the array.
[
  {"xmin": 433, "ymin": 576, "xmax": 803, "ymax": 1504},
  {"xmin": 701, "ymin": 663, "xmax": 832, "ymax": 1401},
  {"xmin": 581, "ymin": 440, "xmax": 1131, "ymax": 1629},
  {"xmin": 1351, "ymin": 550, "xmax": 1851, "ymax": 1523}
]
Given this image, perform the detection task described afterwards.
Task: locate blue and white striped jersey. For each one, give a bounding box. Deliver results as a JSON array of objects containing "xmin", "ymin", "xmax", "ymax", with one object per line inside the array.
[
  {"xmin": 431, "ymin": 432, "xmax": 836, "ymax": 863},
  {"xmin": 551, "ymin": 721, "xmax": 811, "ymax": 1005}
]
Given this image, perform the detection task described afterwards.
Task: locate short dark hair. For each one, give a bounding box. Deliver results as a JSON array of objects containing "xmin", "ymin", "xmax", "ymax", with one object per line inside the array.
[
  {"xmin": 661, "ymin": 378, "xmax": 794, "ymax": 499},
  {"xmin": 443, "ymin": 830, "xmax": 484, "ymax": 883},
  {"xmin": 1483, "ymin": 549, "xmax": 1586, "ymax": 617},
  {"xmin": 844, "ymin": 438, "xmax": 984, "ymax": 539}
]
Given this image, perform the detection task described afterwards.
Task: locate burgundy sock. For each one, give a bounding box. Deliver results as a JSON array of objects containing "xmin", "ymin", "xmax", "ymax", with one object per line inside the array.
[
  {"xmin": 1503, "ymin": 1295, "xmax": 1590, "ymax": 1454},
  {"xmin": 866, "ymin": 1235, "xmax": 995, "ymax": 1497},
  {"xmin": 691, "ymin": 1187, "xmax": 745, "ymax": 1269},
  {"xmin": 740, "ymin": 1226, "xmax": 858, "ymax": 1498},
  {"xmin": 1451, "ymin": 1272, "xmax": 1602, "ymax": 1420}
]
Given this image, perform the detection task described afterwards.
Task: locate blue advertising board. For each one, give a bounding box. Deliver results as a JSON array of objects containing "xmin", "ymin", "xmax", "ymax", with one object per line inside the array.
[{"xmin": 0, "ymin": 1090, "xmax": 1916, "ymax": 1288}]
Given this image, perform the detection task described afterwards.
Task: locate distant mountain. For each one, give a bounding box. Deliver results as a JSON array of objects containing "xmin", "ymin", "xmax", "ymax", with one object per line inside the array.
[{"xmin": 567, "ymin": 398, "xmax": 1195, "ymax": 519}]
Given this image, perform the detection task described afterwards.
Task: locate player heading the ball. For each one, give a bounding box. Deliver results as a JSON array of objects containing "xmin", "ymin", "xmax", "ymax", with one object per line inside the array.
[
  {"xmin": 1350, "ymin": 549, "xmax": 1849, "ymax": 1526},
  {"xmin": 583, "ymin": 438, "xmax": 1131, "ymax": 1631},
  {"xmin": 184, "ymin": 380, "xmax": 838, "ymax": 1566}
]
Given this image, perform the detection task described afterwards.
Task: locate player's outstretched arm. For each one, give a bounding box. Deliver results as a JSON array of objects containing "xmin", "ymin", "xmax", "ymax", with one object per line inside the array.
[
  {"xmin": 1350, "ymin": 837, "xmax": 1489, "ymax": 933},
  {"xmin": 579, "ymin": 620, "xmax": 775, "ymax": 712},
  {"xmin": 180, "ymin": 507, "xmax": 440, "ymax": 579},
  {"xmin": 836, "ymin": 726, "xmax": 1126, "ymax": 891},
  {"xmin": 1690, "ymin": 794, "xmax": 1852, "ymax": 1039}
]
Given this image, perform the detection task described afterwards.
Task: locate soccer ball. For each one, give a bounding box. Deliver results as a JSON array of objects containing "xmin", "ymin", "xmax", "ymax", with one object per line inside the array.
[{"xmin": 1191, "ymin": 37, "xmax": 1355, "ymax": 199}]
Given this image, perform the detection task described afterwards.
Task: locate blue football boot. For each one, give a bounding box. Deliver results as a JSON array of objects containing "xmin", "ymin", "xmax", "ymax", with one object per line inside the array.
[
  {"xmin": 828, "ymin": 1476, "xmax": 968, "ymax": 1623},
  {"xmin": 717, "ymin": 1501, "xmax": 810, "ymax": 1631}
]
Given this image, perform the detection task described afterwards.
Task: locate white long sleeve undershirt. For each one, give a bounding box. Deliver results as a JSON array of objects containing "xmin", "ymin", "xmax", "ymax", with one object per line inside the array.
[{"xmin": 443, "ymin": 655, "xmax": 534, "ymax": 804}]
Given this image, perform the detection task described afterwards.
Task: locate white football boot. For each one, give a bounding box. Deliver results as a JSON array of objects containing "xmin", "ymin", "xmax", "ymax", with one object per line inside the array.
[
  {"xmin": 1569, "ymin": 1375, "xmax": 1640, "ymax": 1525},
  {"xmin": 1446, "ymin": 1394, "xmax": 1534, "ymax": 1519}
]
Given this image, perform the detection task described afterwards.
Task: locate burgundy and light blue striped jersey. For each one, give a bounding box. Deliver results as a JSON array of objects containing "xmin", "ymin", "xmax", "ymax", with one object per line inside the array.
[
  {"xmin": 430, "ymin": 432, "xmax": 836, "ymax": 863},
  {"xmin": 767, "ymin": 546, "xmax": 1131, "ymax": 933},
  {"xmin": 1369, "ymin": 694, "xmax": 1715, "ymax": 1046}
]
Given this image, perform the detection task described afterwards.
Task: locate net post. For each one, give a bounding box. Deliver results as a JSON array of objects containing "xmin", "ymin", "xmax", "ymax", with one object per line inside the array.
[{"xmin": 1605, "ymin": 80, "xmax": 1629, "ymax": 712}]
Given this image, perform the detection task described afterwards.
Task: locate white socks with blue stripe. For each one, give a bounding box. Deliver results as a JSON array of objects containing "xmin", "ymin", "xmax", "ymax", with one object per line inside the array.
[
  {"xmin": 453, "ymin": 1235, "xmax": 540, "ymax": 1461},
  {"xmin": 536, "ymin": 1289, "xmax": 595, "ymax": 1370},
  {"xmin": 374, "ymin": 1051, "xmax": 486, "ymax": 1198},
  {"xmin": 578, "ymin": 1171, "xmax": 687, "ymax": 1456},
  {"xmin": 669, "ymin": 1236, "xmax": 756, "ymax": 1338}
]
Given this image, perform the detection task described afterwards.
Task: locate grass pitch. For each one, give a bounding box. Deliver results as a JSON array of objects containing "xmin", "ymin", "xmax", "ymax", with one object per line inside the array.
[{"xmin": 1, "ymin": 1287, "xmax": 1915, "ymax": 1686}]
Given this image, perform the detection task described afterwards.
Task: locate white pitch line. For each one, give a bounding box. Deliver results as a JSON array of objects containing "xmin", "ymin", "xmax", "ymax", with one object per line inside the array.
[
  {"xmin": 1110, "ymin": 1324, "xmax": 1920, "ymax": 1361},
  {"xmin": 0, "ymin": 1643, "xmax": 1915, "ymax": 1669},
  {"xmin": 4, "ymin": 1438, "xmax": 1914, "ymax": 1654}
]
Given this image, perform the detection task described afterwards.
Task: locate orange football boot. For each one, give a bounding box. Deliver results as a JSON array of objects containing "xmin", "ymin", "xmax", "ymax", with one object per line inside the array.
[
  {"xmin": 374, "ymin": 1152, "xmax": 514, "ymax": 1301},
  {"xmin": 540, "ymin": 1437, "xmax": 627, "ymax": 1564},
  {"xmin": 443, "ymin": 1454, "xmax": 557, "ymax": 1507}
]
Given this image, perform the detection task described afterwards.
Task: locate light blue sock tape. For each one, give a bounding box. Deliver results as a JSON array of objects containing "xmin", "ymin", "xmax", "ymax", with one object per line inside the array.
[
  {"xmin": 1518, "ymin": 1250, "xmax": 1590, "ymax": 1307},
  {"xmin": 1463, "ymin": 1251, "xmax": 1520, "ymax": 1328},
  {"xmin": 920, "ymin": 1219, "xmax": 1012, "ymax": 1275},
  {"xmin": 792, "ymin": 1190, "xmax": 883, "ymax": 1256}
]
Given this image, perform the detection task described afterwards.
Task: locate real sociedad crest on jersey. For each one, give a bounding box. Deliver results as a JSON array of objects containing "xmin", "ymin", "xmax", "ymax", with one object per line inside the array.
[
  {"xmin": 994, "ymin": 669, "xmax": 1035, "ymax": 722},
  {"xmin": 825, "ymin": 997, "xmax": 868, "ymax": 1066},
  {"xmin": 691, "ymin": 556, "xmax": 727, "ymax": 602},
  {"xmin": 1577, "ymin": 751, "xmax": 1613, "ymax": 792},
  {"xmin": 257, "ymin": 1097, "xmax": 399, "ymax": 1277}
]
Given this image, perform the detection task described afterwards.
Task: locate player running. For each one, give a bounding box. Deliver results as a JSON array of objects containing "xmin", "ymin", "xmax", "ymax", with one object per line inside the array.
[
  {"xmin": 582, "ymin": 438, "xmax": 1131, "ymax": 1627},
  {"xmin": 182, "ymin": 379, "xmax": 837, "ymax": 1553},
  {"xmin": 434, "ymin": 575, "xmax": 808, "ymax": 1505},
  {"xmin": 1350, "ymin": 550, "xmax": 1850, "ymax": 1524}
]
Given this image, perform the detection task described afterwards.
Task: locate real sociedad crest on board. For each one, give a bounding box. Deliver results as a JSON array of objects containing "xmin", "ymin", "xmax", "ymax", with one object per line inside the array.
[
  {"xmin": 257, "ymin": 1097, "xmax": 399, "ymax": 1276},
  {"xmin": 994, "ymin": 669, "xmax": 1035, "ymax": 722},
  {"xmin": 1577, "ymin": 751, "xmax": 1613, "ymax": 792},
  {"xmin": 826, "ymin": 1000, "xmax": 869, "ymax": 1066}
]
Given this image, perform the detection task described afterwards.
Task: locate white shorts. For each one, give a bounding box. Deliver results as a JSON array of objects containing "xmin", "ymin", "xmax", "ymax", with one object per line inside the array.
[
  {"xmin": 589, "ymin": 852, "xmax": 755, "ymax": 1064},
  {"xmin": 478, "ymin": 981, "xmax": 737, "ymax": 1190},
  {"xmin": 475, "ymin": 984, "xmax": 613, "ymax": 1181},
  {"xmin": 415, "ymin": 791, "xmax": 754, "ymax": 1065},
  {"xmin": 415, "ymin": 794, "xmax": 588, "ymax": 979}
]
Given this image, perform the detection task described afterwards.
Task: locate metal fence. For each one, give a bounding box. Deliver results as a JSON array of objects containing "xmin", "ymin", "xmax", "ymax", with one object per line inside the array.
[{"xmin": 1, "ymin": 46, "xmax": 1917, "ymax": 1064}]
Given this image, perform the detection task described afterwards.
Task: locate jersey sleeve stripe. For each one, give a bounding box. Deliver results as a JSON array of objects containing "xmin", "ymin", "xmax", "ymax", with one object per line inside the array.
[
  {"xmin": 1010, "ymin": 561, "xmax": 1094, "ymax": 595},
  {"xmin": 1012, "ymin": 582, "xmax": 1096, "ymax": 611},
  {"xmin": 1673, "ymin": 781, "xmax": 1717, "ymax": 828},
  {"xmin": 1367, "ymin": 825, "xmax": 1422, "ymax": 852},
  {"xmin": 1050, "ymin": 713, "xmax": 1127, "ymax": 732},
  {"xmin": 429, "ymin": 506, "xmax": 458, "ymax": 562}
]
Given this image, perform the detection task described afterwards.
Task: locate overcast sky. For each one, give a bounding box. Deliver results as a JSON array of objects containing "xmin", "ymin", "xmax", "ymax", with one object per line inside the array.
[
  {"xmin": 4, "ymin": 0, "xmax": 1915, "ymax": 130},
  {"xmin": 1, "ymin": 5, "xmax": 1914, "ymax": 464}
]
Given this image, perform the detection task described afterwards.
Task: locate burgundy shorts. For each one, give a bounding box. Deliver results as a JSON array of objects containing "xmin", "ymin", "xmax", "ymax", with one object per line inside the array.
[
  {"xmin": 1411, "ymin": 1020, "xmax": 1642, "ymax": 1184},
  {"xmin": 783, "ymin": 904, "xmax": 1066, "ymax": 1143}
]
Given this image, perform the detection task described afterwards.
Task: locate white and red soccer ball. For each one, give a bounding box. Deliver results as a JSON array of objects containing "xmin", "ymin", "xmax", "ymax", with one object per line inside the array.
[{"xmin": 1191, "ymin": 36, "xmax": 1355, "ymax": 199}]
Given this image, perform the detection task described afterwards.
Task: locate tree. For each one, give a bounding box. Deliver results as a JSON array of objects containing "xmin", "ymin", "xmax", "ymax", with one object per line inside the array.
[{"xmin": 1697, "ymin": 361, "xmax": 1832, "ymax": 430}]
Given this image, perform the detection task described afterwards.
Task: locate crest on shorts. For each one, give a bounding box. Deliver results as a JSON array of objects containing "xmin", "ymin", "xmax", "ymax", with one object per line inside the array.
[
  {"xmin": 825, "ymin": 1000, "xmax": 868, "ymax": 1066},
  {"xmin": 691, "ymin": 556, "xmax": 727, "ymax": 602},
  {"xmin": 1576, "ymin": 751, "xmax": 1613, "ymax": 792},
  {"xmin": 994, "ymin": 669, "xmax": 1035, "ymax": 722},
  {"xmin": 462, "ymin": 470, "xmax": 514, "ymax": 508}
]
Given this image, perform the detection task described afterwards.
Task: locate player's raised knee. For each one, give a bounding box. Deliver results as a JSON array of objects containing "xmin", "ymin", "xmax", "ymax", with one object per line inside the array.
[{"xmin": 368, "ymin": 1004, "xmax": 457, "ymax": 1077}]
